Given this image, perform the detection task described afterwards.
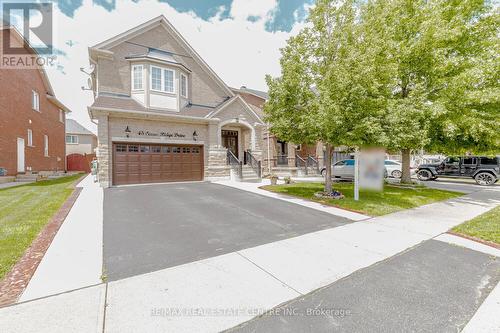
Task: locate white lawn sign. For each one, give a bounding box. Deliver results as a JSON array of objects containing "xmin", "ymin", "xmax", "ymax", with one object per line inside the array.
[{"xmin": 355, "ymin": 149, "xmax": 385, "ymax": 200}]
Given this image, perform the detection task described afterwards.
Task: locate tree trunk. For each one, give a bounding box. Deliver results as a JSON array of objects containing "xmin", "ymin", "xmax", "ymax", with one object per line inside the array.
[
  {"xmin": 401, "ymin": 148, "xmax": 412, "ymax": 184},
  {"xmin": 324, "ymin": 144, "xmax": 333, "ymax": 193}
]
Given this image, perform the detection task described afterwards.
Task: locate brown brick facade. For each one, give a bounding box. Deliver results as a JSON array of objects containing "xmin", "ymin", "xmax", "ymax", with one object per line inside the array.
[{"xmin": 0, "ymin": 65, "xmax": 66, "ymax": 176}]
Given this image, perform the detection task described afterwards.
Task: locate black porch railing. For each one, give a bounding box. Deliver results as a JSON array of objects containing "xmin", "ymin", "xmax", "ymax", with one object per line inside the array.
[
  {"xmin": 295, "ymin": 154, "xmax": 308, "ymax": 175},
  {"xmin": 307, "ymin": 155, "xmax": 320, "ymax": 174},
  {"xmin": 244, "ymin": 151, "xmax": 262, "ymax": 178},
  {"xmin": 227, "ymin": 149, "xmax": 243, "ymax": 178}
]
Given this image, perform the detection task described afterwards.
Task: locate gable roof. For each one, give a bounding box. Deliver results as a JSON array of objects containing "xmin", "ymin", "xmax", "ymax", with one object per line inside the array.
[
  {"xmin": 0, "ymin": 26, "xmax": 71, "ymax": 113},
  {"xmin": 66, "ymin": 119, "xmax": 95, "ymax": 136},
  {"xmin": 89, "ymin": 15, "xmax": 234, "ymax": 97},
  {"xmin": 231, "ymin": 86, "xmax": 269, "ymax": 101},
  {"xmin": 206, "ymin": 95, "xmax": 264, "ymax": 124}
]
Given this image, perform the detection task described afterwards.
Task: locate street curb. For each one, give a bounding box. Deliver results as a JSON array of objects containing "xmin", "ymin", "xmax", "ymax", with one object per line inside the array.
[
  {"xmin": 0, "ymin": 175, "xmax": 85, "ymax": 307},
  {"xmin": 447, "ymin": 231, "xmax": 499, "ymax": 250}
]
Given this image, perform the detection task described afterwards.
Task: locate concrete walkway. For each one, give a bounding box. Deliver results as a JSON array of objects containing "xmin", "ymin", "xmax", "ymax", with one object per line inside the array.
[
  {"xmin": 0, "ymin": 181, "xmax": 33, "ymax": 189},
  {"xmin": 0, "ymin": 184, "xmax": 498, "ymax": 332},
  {"xmin": 213, "ymin": 179, "xmax": 370, "ymax": 221},
  {"xmin": 19, "ymin": 175, "xmax": 103, "ymax": 302}
]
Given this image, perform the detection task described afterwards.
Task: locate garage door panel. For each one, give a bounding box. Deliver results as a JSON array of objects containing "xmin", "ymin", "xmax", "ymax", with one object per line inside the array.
[
  {"xmin": 115, "ymin": 164, "xmax": 128, "ymax": 173},
  {"xmin": 128, "ymin": 164, "xmax": 140, "ymax": 172},
  {"xmin": 127, "ymin": 154, "xmax": 140, "ymax": 161},
  {"xmin": 113, "ymin": 143, "xmax": 204, "ymax": 185},
  {"xmin": 115, "ymin": 154, "xmax": 128, "ymax": 162}
]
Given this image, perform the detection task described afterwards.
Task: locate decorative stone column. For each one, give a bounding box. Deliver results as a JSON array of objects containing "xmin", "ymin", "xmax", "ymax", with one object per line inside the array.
[
  {"xmin": 206, "ymin": 120, "xmax": 229, "ymax": 179},
  {"xmin": 287, "ymin": 142, "xmax": 296, "ymax": 167},
  {"xmin": 96, "ymin": 113, "xmax": 111, "ymax": 188}
]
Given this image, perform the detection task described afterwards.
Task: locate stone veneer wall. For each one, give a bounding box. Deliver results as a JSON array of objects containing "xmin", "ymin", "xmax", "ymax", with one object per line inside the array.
[
  {"xmin": 96, "ymin": 114, "xmax": 111, "ymax": 188},
  {"xmin": 205, "ymin": 148, "xmax": 229, "ymax": 178}
]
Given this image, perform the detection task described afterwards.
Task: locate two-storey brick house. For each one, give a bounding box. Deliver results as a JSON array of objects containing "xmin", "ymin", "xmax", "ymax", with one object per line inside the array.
[
  {"xmin": 0, "ymin": 27, "xmax": 70, "ymax": 176},
  {"xmin": 232, "ymin": 86, "xmax": 325, "ymax": 177},
  {"xmin": 88, "ymin": 16, "xmax": 267, "ymax": 187}
]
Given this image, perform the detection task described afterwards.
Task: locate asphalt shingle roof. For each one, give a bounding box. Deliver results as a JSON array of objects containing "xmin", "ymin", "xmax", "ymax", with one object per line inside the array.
[
  {"xmin": 91, "ymin": 94, "xmax": 218, "ymax": 118},
  {"xmin": 65, "ymin": 119, "xmax": 95, "ymax": 136},
  {"xmin": 233, "ymin": 86, "xmax": 269, "ymax": 100}
]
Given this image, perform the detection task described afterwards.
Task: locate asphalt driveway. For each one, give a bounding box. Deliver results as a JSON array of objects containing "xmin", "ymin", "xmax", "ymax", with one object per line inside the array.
[{"xmin": 104, "ymin": 182, "xmax": 350, "ymax": 281}]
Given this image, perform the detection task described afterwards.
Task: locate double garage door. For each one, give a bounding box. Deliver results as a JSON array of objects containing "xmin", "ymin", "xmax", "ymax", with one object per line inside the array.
[{"xmin": 113, "ymin": 143, "xmax": 204, "ymax": 185}]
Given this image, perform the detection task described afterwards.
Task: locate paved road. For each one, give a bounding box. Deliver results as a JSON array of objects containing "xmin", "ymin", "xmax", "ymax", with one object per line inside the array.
[
  {"xmin": 104, "ymin": 182, "xmax": 350, "ymax": 281},
  {"xmin": 421, "ymin": 177, "xmax": 500, "ymax": 194},
  {"xmin": 228, "ymin": 240, "xmax": 500, "ymax": 333}
]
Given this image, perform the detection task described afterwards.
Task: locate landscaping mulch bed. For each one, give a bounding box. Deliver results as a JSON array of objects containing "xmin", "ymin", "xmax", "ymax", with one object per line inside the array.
[{"xmin": 0, "ymin": 185, "xmax": 83, "ymax": 307}]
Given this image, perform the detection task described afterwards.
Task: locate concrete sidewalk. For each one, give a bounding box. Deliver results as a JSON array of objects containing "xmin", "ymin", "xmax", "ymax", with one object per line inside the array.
[
  {"xmin": 0, "ymin": 185, "xmax": 498, "ymax": 332},
  {"xmin": 19, "ymin": 175, "xmax": 104, "ymax": 302}
]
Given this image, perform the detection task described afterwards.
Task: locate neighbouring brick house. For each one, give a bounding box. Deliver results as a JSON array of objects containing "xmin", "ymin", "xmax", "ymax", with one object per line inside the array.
[
  {"xmin": 0, "ymin": 27, "xmax": 70, "ymax": 176},
  {"xmin": 232, "ymin": 86, "xmax": 325, "ymax": 176}
]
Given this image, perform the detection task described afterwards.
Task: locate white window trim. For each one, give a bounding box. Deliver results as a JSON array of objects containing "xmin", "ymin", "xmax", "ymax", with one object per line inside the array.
[
  {"xmin": 150, "ymin": 66, "xmax": 163, "ymax": 92},
  {"xmin": 66, "ymin": 135, "xmax": 78, "ymax": 145},
  {"xmin": 44, "ymin": 135, "xmax": 49, "ymax": 157},
  {"xmin": 163, "ymin": 68, "xmax": 175, "ymax": 94},
  {"xmin": 27, "ymin": 129, "xmax": 33, "ymax": 147},
  {"xmin": 180, "ymin": 73, "xmax": 188, "ymax": 98},
  {"xmin": 132, "ymin": 64, "xmax": 144, "ymax": 91},
  {"xmin": 32, "ymin": 90, "xmax": 40, "ymax": 112},
  {"xmin": 150, "ymin": 66, "xmax": 176, "ymax": 94}
]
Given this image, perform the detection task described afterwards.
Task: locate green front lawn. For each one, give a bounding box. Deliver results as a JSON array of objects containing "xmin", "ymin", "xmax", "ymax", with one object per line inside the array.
[
  {"xmin": 0, "ymin": 174, "xmax": 83, "ymax": 280},
  {"xmin": 452, "ymin": 206, "xmax": 500, "ymax": 245},
  {"xmin": 262, "ymin": 182, "xmax": 462, "ymax": 216}
]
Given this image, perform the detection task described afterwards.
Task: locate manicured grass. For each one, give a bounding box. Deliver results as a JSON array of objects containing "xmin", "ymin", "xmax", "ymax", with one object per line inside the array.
[
  {"xmin": 262, "ymin": 182, "xmax": 462, "ymax": 216},
  {"xmin": 452, "ymin": 206, "xmax": 500, "ymax": 245},
  {"xmin": 0, "ymin": 174, "xmax": 83, "ymax": 281}
]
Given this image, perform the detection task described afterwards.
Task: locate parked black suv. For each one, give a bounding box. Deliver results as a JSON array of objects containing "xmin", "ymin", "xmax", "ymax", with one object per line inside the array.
[{"xmin": 417, "ymin": 156, "xmax": 499, "ymax": 186}]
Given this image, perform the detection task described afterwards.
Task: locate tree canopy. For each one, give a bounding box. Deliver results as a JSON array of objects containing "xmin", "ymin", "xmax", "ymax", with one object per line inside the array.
[{"xmin": 265, "ymin": 0, "xmax": 499, "ymax": 187}]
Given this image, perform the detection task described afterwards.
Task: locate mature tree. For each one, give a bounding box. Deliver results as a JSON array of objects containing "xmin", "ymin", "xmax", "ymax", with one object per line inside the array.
[
  {"xmin": 361, "ymin": 0, "xmax": 500, "ymax": 182},
  {"xmin": 265, "ymin": 0, "xmax": 387, "ymax": 193},
  {"xmin": 426, "ymin": 1, "xmax": 500, "ymax": 155}
]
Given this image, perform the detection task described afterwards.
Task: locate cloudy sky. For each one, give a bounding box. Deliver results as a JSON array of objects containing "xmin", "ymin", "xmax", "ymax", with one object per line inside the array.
[{"xmin": 27, "ymin": 0, "xmax": 313, "ymax": 133}]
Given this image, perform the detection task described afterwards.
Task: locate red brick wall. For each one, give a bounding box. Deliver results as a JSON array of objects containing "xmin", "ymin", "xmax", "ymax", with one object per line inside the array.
[
  {"xmin": 0, "ymin": 67, "xmax": 66, "ymax": 176},
  {"xmin": 297, "ymin": 144, "xmax": 318, "ymax": 158}
]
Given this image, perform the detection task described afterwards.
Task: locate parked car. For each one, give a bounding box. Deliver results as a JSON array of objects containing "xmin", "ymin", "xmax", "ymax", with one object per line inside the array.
[
  {"xmin": 417, "ymin": 156, "xmax": 499, "ymax": 186},
  {"xmin": 384, "ymin": 160, "xmax": 403, "ymax": 178},
  {"xmin": 320, "ymin": 159, "xmax": 405, "ymax": 179}
]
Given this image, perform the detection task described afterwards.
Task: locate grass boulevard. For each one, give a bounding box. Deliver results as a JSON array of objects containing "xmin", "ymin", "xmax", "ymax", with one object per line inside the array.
[{"xmin": 0, "ymin": 174, "xmax": 83, "ymax": 280}]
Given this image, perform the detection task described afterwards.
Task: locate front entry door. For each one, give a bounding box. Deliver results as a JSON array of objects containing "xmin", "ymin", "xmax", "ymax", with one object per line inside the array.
[
  {"xmin": 222, "ymin": 130, "xmax": 238, "ymax": 158},
  {"xmin": 17, "ymin": 137, "xmax": 25, "ymax": 173}
]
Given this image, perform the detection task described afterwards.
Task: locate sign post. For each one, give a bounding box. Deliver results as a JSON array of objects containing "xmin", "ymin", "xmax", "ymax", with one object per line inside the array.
[{"xmin": 354, "ymin": 148, "xmax": 360, "ymax": 201}]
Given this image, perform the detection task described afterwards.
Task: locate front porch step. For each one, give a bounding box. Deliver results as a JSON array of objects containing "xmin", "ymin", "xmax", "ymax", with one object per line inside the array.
[
  {"xmin": 235, "ymin": 165, "xmax": 262, "ymax": 183},
  {"xmin": 0, "ymin": 176, "xmax": 16, "ymax": 184}
]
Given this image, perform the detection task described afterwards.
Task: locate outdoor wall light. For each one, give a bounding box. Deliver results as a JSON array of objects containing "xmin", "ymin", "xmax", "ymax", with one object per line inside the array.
[
  {"xmin": 125, "ymin": 126, "xmax": 131, "ymax": 138},
  {"xmin": 193, "ymin": 131, "xmax": 198, "ymax": 141}
]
